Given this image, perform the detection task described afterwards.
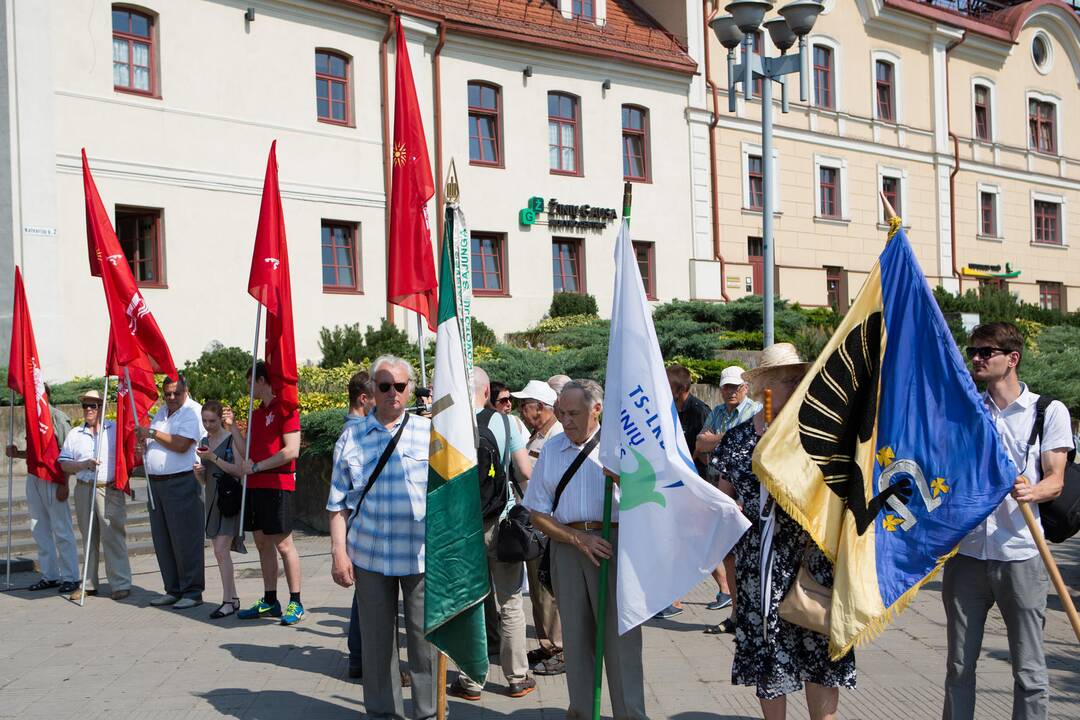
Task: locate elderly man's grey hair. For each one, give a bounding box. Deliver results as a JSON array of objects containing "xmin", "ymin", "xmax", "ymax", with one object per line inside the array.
[
  {"xmin": 562, "ymin": 379, "xmax": 603, "ymax": 408},
  {"xmin": 472, "ymin": 366, "xmax": 490, "ymax": 399},
  {"xmin": 370, "ymin": 354, "xmax": 416, "ymax": 385},
  {"xmin": 548, "ymin": 374, "xmax": 572, "ymax": 394}
]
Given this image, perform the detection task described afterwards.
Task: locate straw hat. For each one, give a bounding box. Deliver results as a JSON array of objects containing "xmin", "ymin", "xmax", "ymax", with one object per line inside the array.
[
  {"xmin": 741, "ymin": 343, "xmax": 810, "ymax": 387},
  {"xmin": 78, "ymin": 389, "xmax": 103, "ymax": 405}
]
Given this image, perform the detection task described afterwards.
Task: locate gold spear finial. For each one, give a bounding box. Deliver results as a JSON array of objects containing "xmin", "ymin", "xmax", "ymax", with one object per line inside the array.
[
  {"xmin": 445, "ymin": 158, "xmax": 460, "ymax": 204},
  {"xmin": 880, "ymin": 191, "xmax": 902, "ymax": 239}
]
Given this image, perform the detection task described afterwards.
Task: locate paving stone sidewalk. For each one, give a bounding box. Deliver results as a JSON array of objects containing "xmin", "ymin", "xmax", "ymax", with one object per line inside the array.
[{"xmin": 1, "ymin": 531, "xmax": 1077, "ymax": 720}]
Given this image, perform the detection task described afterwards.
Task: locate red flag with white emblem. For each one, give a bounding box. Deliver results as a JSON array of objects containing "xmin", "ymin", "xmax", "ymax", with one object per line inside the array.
[
  {"xmin": 107, "ymin": 332, "xmax": 156, "ymax": 494},
  {"xmin": 7, "ymin": 268, "xmax": 64, "ymax": 483}
]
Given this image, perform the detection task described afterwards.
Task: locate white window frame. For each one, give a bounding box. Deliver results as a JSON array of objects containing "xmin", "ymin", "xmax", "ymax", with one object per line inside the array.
[
  {"xmin": 876, "ymin": 165, "xmax": 908, "ymax": 225},
  {"xmin": 807, "ymin": 35, "xmax": 842, "ymax": 112},
  {"xmin": 740, "ymin": 141, "xmax": 781, "ymax": 213},
  {"xmin": 560, "ymin": 0, "xmax": 605, "ymax": 24},
  {"xmin": 1025, "ymin": 91, "xmax": 1061, "ymax": 156},
  {"xmin": 870, "ymin": 50, "xmax": 901, "ymax": 124},
  {"xmin": 976, "ymin": 182, "xmax": 1003, "ymax": 241},
  {"xmin": 1030, "ymin": 190, "xmax": 1067, "ymax": 247},
  {"xmin": 1031, "ymin": 30, "xmax": 1053, "ymax": 75},
  {"xmin": 813, "ymin": 154, "xmax": 849, "ymax": 222},
  {"xmin": 970, "ymin": 76, "xmax": 997, "ymax": 144}
]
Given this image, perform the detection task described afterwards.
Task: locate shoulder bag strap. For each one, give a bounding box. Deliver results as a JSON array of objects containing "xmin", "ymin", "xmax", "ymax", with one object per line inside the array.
[
  {"xmin": 550, "ymin": 432, "xmax": 601, "ymax": 517},
  {"xmin": 500, "ymin": 412, "xmax": 511, "ymax": 468},
  {"xmin": 1023, "ymin": 396, "xmax": 1053, "ymax": 480},
  {"xmin": 349, "ymin": 413, "xmax": 409, "ymax": 526}
]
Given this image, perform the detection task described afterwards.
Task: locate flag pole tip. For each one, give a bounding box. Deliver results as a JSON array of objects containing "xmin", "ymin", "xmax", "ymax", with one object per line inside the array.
[{"xmin": 446, "ymin": 159, "xmax": 460, "ymax": 204}]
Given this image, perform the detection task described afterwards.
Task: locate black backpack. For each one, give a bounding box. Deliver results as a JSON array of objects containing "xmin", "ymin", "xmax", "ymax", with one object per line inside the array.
[
  {"xmin": 476, "ymin": 408, "xmax": 510, "ymax": 521},
  {"xmin": 1027, "ymin": 396, "xmax": 1080, "ymax": 543}
]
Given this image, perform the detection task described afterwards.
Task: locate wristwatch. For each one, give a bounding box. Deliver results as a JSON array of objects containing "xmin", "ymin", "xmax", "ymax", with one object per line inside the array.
[
  {"xmin": 252, "ymin": 461, "xmax": 259, "ymax": 473},
  {"xmin": 149, "ymin": 428, "xmax": 158, "ymax": 439}
]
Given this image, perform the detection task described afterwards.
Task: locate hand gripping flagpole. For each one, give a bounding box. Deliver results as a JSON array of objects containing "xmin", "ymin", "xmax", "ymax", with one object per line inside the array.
[
  {"xmin": 592, "ymin": 182, "xmax": 632, "ymax": 720},
  {"xmin": 5, "ymin": 390, "xmax": 13, "ymax": 588},
  {"xmin": 126, "ymin": 368, "xmax": 154, "ymax": 511},
  {"xmin": 237, "ymin": 304, "xmax": 262, "ymax": 544},
  {"xmin": 78, "ymin": 376, "xmax": 110, "ymax": 606}
]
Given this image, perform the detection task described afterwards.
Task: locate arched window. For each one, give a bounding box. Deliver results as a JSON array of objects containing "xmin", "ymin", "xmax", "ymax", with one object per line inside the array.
[
  {"xmin": 973, "ymin": 82, "xmax": 992, "ymax": 141},
  {"xmin": 112, "ymin": 6, "xmax": 156, "ymax": 95},
  {"xmin": 315, "ymin": 50, "xmax": 351, "ymax": 125},
  {"xmin": 621, "ymin": 105, "xmax": 649, "ymax": 182},
  {"xmin": 468, "ymin": 82, "xmax": 502, "ymax": 166},
  {"xmin": 812, "ymin": 44, "xmax": 834, "ymax": 109}
]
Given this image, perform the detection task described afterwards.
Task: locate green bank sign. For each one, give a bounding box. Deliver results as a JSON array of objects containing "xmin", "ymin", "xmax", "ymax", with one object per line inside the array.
[{"xmin": 519, "ymin": 196, "xmax": 618, "ymax": 231}]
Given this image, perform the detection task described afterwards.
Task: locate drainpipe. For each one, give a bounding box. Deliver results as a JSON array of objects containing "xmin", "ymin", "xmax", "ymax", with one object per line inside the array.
[
  {"xmin": 381, "ymin": 14, "xmax": 397, "ymax": 320},
  {"xmin": 703, "ymin": 0, "xmax": 731, "ymax": 301},
  {"xmin": 433, "ymin": 22, "xmax": 446, "ymax": 258},
  {"xmin": 945, "ymin": 31, "xmax": 967, "ymax": 294}
]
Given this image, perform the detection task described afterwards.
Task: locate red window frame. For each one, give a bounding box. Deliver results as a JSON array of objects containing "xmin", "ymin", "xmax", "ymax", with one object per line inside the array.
[
  {"xmin": 316, "ymin": 50, "xmax": 351, "ymax": 126},
  {"xmin": 752, "ymin": 32, "xmax": 764, "ymax": 96},
  {"xmin": 747, "ymin": 154, "xmax": 764, "ymax": 210},
  {"xmin": 622, "ymin": 105, "xmax": 649, "ymax": 182},
  {"xmin": 1033, "ymin": 200, "xmax": 1060, "ymax": 245},
  {"xmin": 819, "ymin": 166, "xmax": 840, "ymax": 218},
  {"xmin": 974, "ymin": 85, "xmax": 991, "ymax": 141},
  {"xmin": 468, "ymin": 82, "xmax": 502, "ymax": 167},
  {"xmin": 813, "ymin": 45, "xmax": 834, "ymax": 110},
  {"xmin": 112, "ymin": 6, "xmax": 157, "ymax": 97},
  {"xmin": 633, "ymin": 241, "xmax": 656, "ymax": 300},
  {"xmin": 115, "ymin": 206, "xmax": 165, "ymax": 288},
  {"xmin": 549, "ymin": 92, "xmax": 581, "ymax": 176},
  {"xmin": 572, "ymin": 0, "xmax": 595, "ymax": 20},
  {"xmin": 471, "ymin": 232, "xmax": 508, "ymax": 296},
  {"xmin": 1028, "ymin": 99, "xmax": 1056, "ymax": 154},
  {"xmin": 875, "ymin": 60, "xmax": 894, "ymax": 121},
  {"xmin": 979, "ymin": 191, "xmax": 997, "ymax": 236},
  {"xmin": 1039, "ymin": 282, "xmax": 1062, "ymax": 311},
  {"xmin": 321, "ymin": 221, "xmax": 361, "ymax": 293},
  {"xmin": 979, "ymin": 277, "xmax": 1007, "ymax": 292},
  {"xmin": 825, "ymin": 266, "xmax": 844, "ymax": 311},
  {"xmin": 552, "ymin": 238, "xmax": 585, "ymax": 294},
  {"xmin": 881, "ymin": 175, "xmax": 900, "ymax": 223}
]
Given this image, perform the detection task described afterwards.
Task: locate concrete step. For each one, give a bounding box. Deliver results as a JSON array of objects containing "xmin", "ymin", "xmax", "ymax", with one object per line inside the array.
[{"xmin": 2, "ymin": 509, "xmax": 152, "ymax": 541}]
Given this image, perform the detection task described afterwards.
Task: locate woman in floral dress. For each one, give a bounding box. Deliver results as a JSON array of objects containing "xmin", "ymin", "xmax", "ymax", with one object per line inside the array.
[{"xmin": 710, "ymin": 343, "xmax": 856, "ymax": 720}]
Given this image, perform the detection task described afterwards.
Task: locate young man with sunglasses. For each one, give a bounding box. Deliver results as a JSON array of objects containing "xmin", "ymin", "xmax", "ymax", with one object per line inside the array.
[
  {"xmin": 59, "ymin": 390, "xmax": 131, "ymax": 601},
  {"xmin": 943, "ymin": 322, "xmax": 1073, "ymax": 720}
]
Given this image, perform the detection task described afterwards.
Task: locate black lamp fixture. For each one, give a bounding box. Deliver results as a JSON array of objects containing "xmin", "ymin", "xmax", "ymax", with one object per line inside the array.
[
  {"xmin": 245, "ymin": 7, "xmax": 255, "ymax": 22},
  {"xmin": 523, "ymin": 65, "xmax": 533, "ymax": 79}
]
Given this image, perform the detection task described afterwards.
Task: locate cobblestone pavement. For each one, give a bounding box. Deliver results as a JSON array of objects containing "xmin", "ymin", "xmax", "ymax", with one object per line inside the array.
[{"xmin": 1, "ymin": 531, "xmax": 1077, "ymax": 719}]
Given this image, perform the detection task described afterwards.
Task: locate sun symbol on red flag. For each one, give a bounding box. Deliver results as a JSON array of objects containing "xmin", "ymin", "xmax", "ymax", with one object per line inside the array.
[{"xmin": 393, "ymin": 143, "xmax": 408, "ymax": 167}]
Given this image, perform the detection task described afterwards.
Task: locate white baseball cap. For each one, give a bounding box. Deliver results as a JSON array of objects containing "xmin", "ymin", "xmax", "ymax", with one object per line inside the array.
[
  {"xmin": 719, "ymin": 366, "xmax": 747, "ymax": 387},
  {"xmin": 511, "ymin": 380, "xmax": 557, "ymax": 406}
]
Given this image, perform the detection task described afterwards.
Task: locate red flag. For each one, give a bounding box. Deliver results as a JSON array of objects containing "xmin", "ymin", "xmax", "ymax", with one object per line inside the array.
[
  {"xmin": 7, "ymin": 268, "xmax": 63, "ymax": 483},
  {"xmin": 248, "ymin": 142, "xmax": 298, "ymax": 414},
  {"xmin": 107, "ymin": 332, "xmax": 156, "ymax": 494},
  {"xmin": 83, "ymin": 149, "xmax": 178, "ymax": 379},
  {"xmin": 387, "ymin": 21, "xmax": 437, "ymax": 331}
]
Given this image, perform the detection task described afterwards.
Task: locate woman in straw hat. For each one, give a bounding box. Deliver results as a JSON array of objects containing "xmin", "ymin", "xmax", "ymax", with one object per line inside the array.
[{"xmin": 709, "ymin": 343, "xmax": 855, "ymax": 720}]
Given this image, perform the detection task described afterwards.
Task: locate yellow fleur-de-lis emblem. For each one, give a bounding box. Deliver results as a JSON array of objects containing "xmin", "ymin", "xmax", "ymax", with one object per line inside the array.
[
  {"xmin": 931, "ymin": 477, "xmax": 950, "ymax": 498},
  {"xmin": 392, "ymin": 143, "xmax": 408, "ymax": 167},
  {"xmin": 882, "ymin": 514, "xmax": 903, "ymax": 532},
  {"xmin": 876, "ymin": 446, "xmax": 895, "ymax": 467}
]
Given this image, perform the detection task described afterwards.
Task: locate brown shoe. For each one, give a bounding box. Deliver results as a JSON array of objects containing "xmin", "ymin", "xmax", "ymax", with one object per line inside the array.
[
  {"xmin": 112, "ymin": 589, "xmax": 131, "ymax": 601},
  {"xmin": 68, "ymin": 589, "xmax": 85, "ymax": 602},
  {"xmin": 508, "ymin": 676, "xmax": 537, "ymax": 698}
]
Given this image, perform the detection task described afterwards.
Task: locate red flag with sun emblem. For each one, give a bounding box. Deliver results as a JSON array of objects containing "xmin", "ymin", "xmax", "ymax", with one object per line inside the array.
[
  {"xmin": 387, "ymin": 19, "xmax": 437, "ymax": 331},
  {"xmin": 107, "ymin": 332, "xmax": 157, "ymax": 494}
]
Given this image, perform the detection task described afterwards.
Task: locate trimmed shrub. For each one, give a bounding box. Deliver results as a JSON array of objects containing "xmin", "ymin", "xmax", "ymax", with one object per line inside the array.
[
  {"xmin": 549, "ymin": 292, "xmax": 598, "ymax": 318},
  {"xmin": 182, "ymin": 342, "xmax": 253, "ymax": 405},
  {"xmin": 299, "ymin": 408, "xmax": 348, "ymax": 458},
  {"xmin": 318, "ymin": 320, "xmax": 418, "ymax": 369},
  {"xmin": 471, "ymin": 317, "xmax": 498, "ymax": 348}
]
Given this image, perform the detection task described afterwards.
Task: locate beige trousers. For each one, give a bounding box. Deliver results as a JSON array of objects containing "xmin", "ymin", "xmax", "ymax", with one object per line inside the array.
[
  {"xmin": 526, "ymin": 554, "xmax": 563, "ymax": 651},
  {"xmin": 75, "ymin": 483, "xmax": 131, "ymax": 592}
]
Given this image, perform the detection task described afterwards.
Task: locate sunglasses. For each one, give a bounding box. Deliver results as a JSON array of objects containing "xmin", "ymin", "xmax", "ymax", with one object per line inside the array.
[
  {"xmin": 965, "ymin": 346, "xmax": 1010, "ymax": 360},
  {"xmin": 495, "ymin": 396, "xmax": 512, "ymax": 405},
  {"xmin": 81, "ymin": 403, "xmax": 100, "ymax": 410},
  {"xmin": 377, "ymin": 381, "xmax": 409, "ymax": 394}
]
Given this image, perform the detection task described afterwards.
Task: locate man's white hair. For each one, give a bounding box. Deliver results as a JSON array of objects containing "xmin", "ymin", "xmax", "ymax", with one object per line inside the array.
[
  {"xmin": 472, "ymin": 366, "xmax": 490, "ymax": 401},
  {"xmin": 370, "ymin": 355, "xmax": 416, "ymax": 385},
  {"xmin": 561, "ymin": 379, "xmax": 603, "ymax": 408},
  {"xmin": 548, "ymin": 374, "xmax": 571, "ymax": 394}
]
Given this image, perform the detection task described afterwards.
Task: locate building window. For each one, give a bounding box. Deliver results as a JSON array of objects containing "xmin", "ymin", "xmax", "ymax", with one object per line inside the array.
[
  {"xmin": 321, "ymin": 222, "xmax": 360, "ymax": 292},
  {"xmin": 316, "ymin": 51, "xmax": 350, "ymax": 125},
  {"xmin": 112, "ymin": 7, "xmax": 155, "ymax": 95},
  {"xmin": 825, "ymin": 266, "xmax": 847, "ymax": 312},
  {"xmin": 979, "ymin": 277, "xmax": 1007, "ymax": 292},
  {"xmin": 552, "ymin": 238, "xmax": 583, "ymax": 293},
  {"xmin": 1033, "ymin": 200, "xmax": 1061, "ymax": 245},
  {"xmin": 819, "ymin": 166, "xmax": 840, "ymax": 218},
  {"xmin": 875, "ymin": 60, "xmax": 894, "ymax": 121},
  {"xmin": 572, "ymin": 1, "xmax": 595, "ymax": 20},
  {"xmin": 979, "ymin": 191, "xmax": 997, "ymax": 237},
  {"xmin": 622, "ymin": 105, "xmax": 649, "ymax": 182},
  {"xmin": 881, "ymin": 175, "xmax": 900, "ymax": 223},
  {"xmin": 748, "ymin": 236, "xmax": 764, "ymax": 296},
  {"xmin": 812, "ymin": 45, "xmax": 834, "ymax": 110},
  {"xmin": 1028, "ymin": 99, "xmax": 1056, "ymax": 154},
  {"xmin": 1039, "ymin": 282, "xmax": 1063, "ymax": 311},
  {"xmin": 633, "ymin": 241, "xmax": 656, "ymax": 300},
  {"xmin": 548, "ymin": 93, "xmax": 580, "ymax": 175},
  {"xmin": 115, "ymin": 207, "xmax": 164, "ymax": 286},
  {"xmin": 747, "ymin": 155, "xmax": 764, "ymax": 210},
  {"xmin": 974, "ymin": 84, "xmax": 991, "ymax": 141},
  {"xmin": 471, "ymin": 232, "xmax": 507, "ymax": 296},
  {"xmin": 468, "ymin": 82, "xmax": 501, "ymax": 166}
]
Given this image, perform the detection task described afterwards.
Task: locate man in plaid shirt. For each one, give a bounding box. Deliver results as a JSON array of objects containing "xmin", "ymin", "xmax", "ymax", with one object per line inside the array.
[{"xmin": 327, "ymin": 355, "xmax": 437, "ymax": 720}]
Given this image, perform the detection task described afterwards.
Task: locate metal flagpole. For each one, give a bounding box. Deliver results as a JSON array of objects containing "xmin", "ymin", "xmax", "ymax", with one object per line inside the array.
[
  {"xmin": 5, "ymin": 390, "xmax": 14, "ymax": 588},
  {"xmin": 592, "ymin": 182, "xmax": 632, "ymax": 720},
  {"xmin": 416, "ymin": 312, "xmax": 428, "ymax": 388},
  {"xmin": 78, "ymin": 376, "xmax": 110, "ymax": 606},
  {"xmin": 126, "ymin": 367, "xmax": 154, "ymax": 511},
  {"xmin": 237, "ymin": 304, "xmax": 262, "ymax": 541}
]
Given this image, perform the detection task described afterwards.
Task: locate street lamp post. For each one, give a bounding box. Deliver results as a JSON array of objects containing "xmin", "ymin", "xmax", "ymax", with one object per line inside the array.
[{"xmin": 710, "ymin": 1, "xmax": 824, "ymax": 347}]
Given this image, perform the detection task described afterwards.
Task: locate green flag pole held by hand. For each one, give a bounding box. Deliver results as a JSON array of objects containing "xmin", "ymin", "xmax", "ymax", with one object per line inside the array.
[{"xmin": 592, "ymin": 182, "xmax": 632, "ymax": 720}]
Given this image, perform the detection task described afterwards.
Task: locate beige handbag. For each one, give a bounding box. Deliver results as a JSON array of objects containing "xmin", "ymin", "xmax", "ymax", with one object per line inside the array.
[{"xmin": 778, "ymin": 547, "xmax": 832, "ymax": 635}]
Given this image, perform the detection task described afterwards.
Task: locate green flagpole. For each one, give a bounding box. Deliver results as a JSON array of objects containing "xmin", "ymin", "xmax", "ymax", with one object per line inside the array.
[{"xmin": 592, "ymin": 182, "xmax": 632, "ymax": 720}]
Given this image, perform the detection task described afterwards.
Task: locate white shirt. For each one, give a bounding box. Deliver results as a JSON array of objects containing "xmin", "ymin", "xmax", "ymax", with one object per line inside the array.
[
  {"xmin": 144, "ymin": 399, "xmax": 202, "ymax": 476},
  {"xmin": 958, "ymin": 383, "xmax": 1074, "ymax": 561},
  {"xmin": 523, "ymin": 428, "xmax": 620, "ymax": 525},
  {"xmin": 58, "ymin": 420, "xmax": 117, "ymax": 484}
]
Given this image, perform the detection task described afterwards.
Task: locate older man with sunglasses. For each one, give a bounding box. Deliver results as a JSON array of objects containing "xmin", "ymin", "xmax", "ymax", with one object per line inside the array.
[{"xmin": 327, "ymin": 354, "xmax": 438, "ymax": 720}]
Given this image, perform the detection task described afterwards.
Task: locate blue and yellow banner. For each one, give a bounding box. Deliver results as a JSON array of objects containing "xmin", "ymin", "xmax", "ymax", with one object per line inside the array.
[{"xmin": 753, "ymin": 228, "xmax": 1017, "ymax": 658}]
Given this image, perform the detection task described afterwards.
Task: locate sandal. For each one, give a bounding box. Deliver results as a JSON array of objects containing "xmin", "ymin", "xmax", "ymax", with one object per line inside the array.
[
  {"xmin": 532, "ymin": 653, "xmax": 566, "ymax": 676},
  {"xmin": 704, "ymin": 618, "xmax": 736, "ymax": 635},
  {"xmin": 210, "ymin": 597, "xmax": 240, "ymax": 619}
]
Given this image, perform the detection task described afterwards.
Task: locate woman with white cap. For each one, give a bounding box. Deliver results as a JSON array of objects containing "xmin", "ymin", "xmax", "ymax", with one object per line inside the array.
[{"xmin": 710, "ymin": 343, "xmax": 855, "ymax": 720}]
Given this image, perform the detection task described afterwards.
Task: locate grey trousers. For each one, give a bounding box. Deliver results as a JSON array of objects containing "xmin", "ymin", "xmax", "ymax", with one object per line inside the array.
[
  {"xmin": 551, "ymin": 531, "xmax": 646, "ymax": 720},
  {"xmin": 147, "ymin": 472, "xmax": 205, "ymax": 600},
  {"xmin": 354, "ymin": 566, "xmax": 437, "ymax": 720},
  {"xmin": 74, "ymin": 483, "xmax": 131, "ymax": 592},
  {"xmin": 25, "ymin": 475, "xmax": 79, "ymax": 582},
  {"xmin": 942, "ymin": 553, "xmax": 1049, "ymax": 720}
]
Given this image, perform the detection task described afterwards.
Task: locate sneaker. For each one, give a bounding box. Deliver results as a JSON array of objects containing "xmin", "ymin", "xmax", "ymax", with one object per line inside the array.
[
  {"xmin": 150, "ymin": 593, "xmax": 179, "ymax": 606},
  {"xmin": 508, "ymin": 677, "xmax": 537, "ymax": 698},
  {"xmin": 57, "ymin": 581, "xmax": 80, "ymax": 595},
  {"xmin": 706, "ymin": 592, "xmax": 733, "ymax": 611},
  {"xmin": 280, "ymin": 600, "xmax": 305, "ymax": 626},
  {"xmin": 447, "ymin": 679, "xmax": 481, "ymax": 701},
  {"xmin": 238, "ymin": 598, "xmax": 282, "ymax": 620},
  {"xmin": 653, "ymin": 604, "xmax": 684, "ymax": 620},
  {"xmin": 27, "ymin": 578, "xmax": 60, "ymax": 591}
]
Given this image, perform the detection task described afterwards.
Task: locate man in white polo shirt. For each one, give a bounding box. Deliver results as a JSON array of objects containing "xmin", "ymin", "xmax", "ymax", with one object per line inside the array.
[
  {"xmin": 943, "ymin": 322, "xmax": 1073, "ymax": 720},
  {"xmin": 59, "ymin": 390, "xmax": 131, "ymax": 601},
  {"xmin": 136, "ymin": 376, "xmax": 205, "ymax": 609}
]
